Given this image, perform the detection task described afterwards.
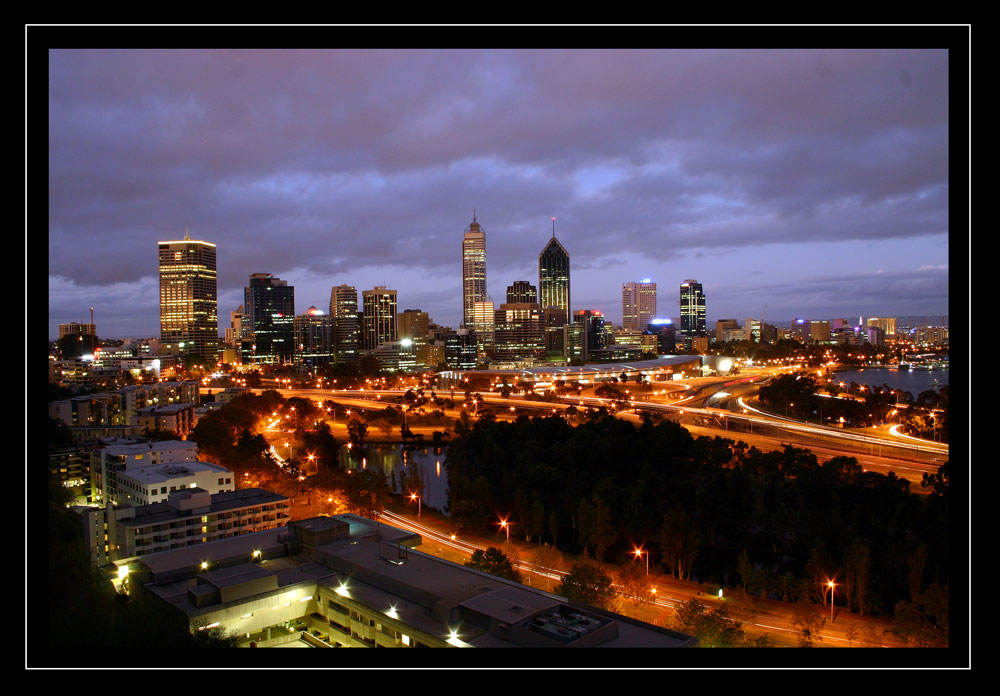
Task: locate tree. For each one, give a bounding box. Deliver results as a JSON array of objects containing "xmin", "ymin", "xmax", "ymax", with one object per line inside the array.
[
  {"xmin": 347, "ymin": 417, "xmax": 368, "ymax": 448},
  {"xmin": 658, "ymin": 504, "xmax": 699, "ymax": 581},
  {"xmin": 534, "ymin": 544, "xmax": 563, "ymax": 591},
  {"xmin": 556, "ymin": 557, "xmax": 616, "ymax": 610},
  {"xmin": 617, "ymin": 561, "xmax": 652, "ymax": 613},
  {"xmin": 465, "ymin": 546, "xmax": 523, "ymax": 583},
  {"xmin": 576, "ymin": 493, "xmax": 616, "ymax": 562},
  {"xmin": 669, "ymin": 599, "xmax": 746, "ymax": 648},
  {"xmin": 343, "ymin": 468, "xmax": 390, "ymax": 522},
  {"xmin": 891, "ymin": 583, "xmax": 949, "ymax": 647},
  {"xmin": 791, "ymin": 597, "xmax": 826, "ymax": 647}
]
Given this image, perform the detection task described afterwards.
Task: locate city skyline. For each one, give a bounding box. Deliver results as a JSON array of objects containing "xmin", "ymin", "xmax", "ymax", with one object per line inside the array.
[{"xmin": 48, "ymin": 48, "xmax": 951, "ymax": 339}]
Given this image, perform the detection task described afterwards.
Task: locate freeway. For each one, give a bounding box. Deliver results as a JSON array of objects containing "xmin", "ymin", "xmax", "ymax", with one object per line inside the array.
[
  {"xmin": 256, "ymin": 379, "xmax": 946, "ymax": 485},
  {"xmin": 376, "ymin": 509, "xmax": 900, "ymax": 647}
]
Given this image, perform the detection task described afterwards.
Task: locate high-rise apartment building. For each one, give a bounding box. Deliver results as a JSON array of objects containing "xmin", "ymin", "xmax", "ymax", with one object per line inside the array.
[
  {"xmin": 539, "ymin": 225, "xmax": 571, "ymax": 323},
  {"xmin": 244, "ymin": 274, "xmax": 295, "ymax": 364},
  {"xmin": 462, "ymin": 215, "xmax": 488, "ymax": 329},
  {"xmin": 329, "ymin": 285, "xmax": 360, "ymax": 365},
  {"xmin": 362, "ymin": 286, "xmax": 398, "ymax": 351},
  {"xmin": 678, "ymin": 280, "xmax": 706, "ymax": 339},
  {"xmin": 158, "ymin": 234, "xmax": 219, "ymax": 361},
  {"xmin": 622, "ymin": 279, "xmax": 657, "ymax": 332}
]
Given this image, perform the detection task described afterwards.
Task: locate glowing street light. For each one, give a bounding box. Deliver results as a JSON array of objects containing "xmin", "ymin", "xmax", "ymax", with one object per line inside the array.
[
  {"xmin": 826, "ymin": 579, "xmax": 836, "ymax": 621},
  {"xmin": 499, "ymin": 517, "xmax": 510, "ymax": 541},
  {"xmin": 409, "ymin": 492, "xmax": 421, "ymax": 518},
  {"xmin": 634, "ymin": 547, "xmax": 649, "ymax": 575}
]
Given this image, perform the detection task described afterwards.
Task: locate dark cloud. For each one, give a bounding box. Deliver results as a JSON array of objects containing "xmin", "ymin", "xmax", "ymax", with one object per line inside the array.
[{"xmin": 47, "ymin": 48, "xmax": 951, "ymax": 336}]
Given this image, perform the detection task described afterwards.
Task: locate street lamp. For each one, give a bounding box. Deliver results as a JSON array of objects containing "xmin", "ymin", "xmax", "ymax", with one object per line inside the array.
[
  {"xmin": 634, "ymin": 547, "xmax": 649, "ymax": 575},
  {"xmin": 409, "ymin": 492, "xmax": 421, "ymax": 518},
  {"xmin": 826, "ymin": 579, "xmax": 836, "ymax": 621},
  {"xmin": 499, "ymin": 517, "xmax": 510, "ymax": 541}
]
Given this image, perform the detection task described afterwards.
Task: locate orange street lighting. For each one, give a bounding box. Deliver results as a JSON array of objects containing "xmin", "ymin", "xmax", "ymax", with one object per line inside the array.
[
  {"xmin": 499, "ymin": 517, "xmax": 510, "ymax": 541},
  {"xmin": 826, "ymin": 579, "xmax": 836, "ymax": 620},
  {"xmin": 409, "ymin": 492, "xmax": 421, "ymax": 517},
  {"xmin": 634, "ymin": 547, "xmax": 649, "ymax": 574}
]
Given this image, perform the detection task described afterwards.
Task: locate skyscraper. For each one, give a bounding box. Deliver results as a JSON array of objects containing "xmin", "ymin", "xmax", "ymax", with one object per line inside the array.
[
  {"xmin": 539, "ymin": 222, "xmax": 570, "ymax": 324},
  {"xmin": 398, "ymin": 309, "xmax": 430, "ymax": 366},
  {"xmin": 462, "ymin": 215, "xmax": 487, "ymax": 329},
  {"xmin": 678, "ymin": 280, "xmax": 706, "ymax": 339},
  {"xmin": 506, "ymin": 280, "xmax": 538, "ymax": 306},
  {"xmin": 329, "ymin": 285, "xmax": 360, "ymax": 365},
  {"xmin": 244, "ymin": 273, "xmax": 295, "ymax": 364},
  {"xmin": 294, "ymin": 307, "xmax": 333, "ymax": 371},
  {"xmin": 362, "ymin": 286, "xmax": 397, "ymax": 351},
  {"xmin": 622, "ymin": 279, "xmax": 657, "ymax": 332},
  {"xmin": 158, "ymin": 233, "xmax": 219, "ymax": 361}
]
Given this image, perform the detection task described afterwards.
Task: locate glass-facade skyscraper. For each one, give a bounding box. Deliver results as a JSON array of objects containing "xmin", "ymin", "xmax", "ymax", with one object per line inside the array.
[
  {"xmin": 679, "ymin": 279, "xmax": 706, "ymax": 338},
  {"xmin": 539, "ymin": 231, "xmax": 570, "ymax": 324},
  {"xmin": 245, "ymin": 273, "xmax": 295, "ymax": 364},
  {"xmin": 158, "ymin": 234, "xmax": 219, "ymax": 361}
]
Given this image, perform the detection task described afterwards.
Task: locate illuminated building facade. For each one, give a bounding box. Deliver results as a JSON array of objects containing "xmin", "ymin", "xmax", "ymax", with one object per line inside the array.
[
  {"xmin": 362, "ymin": 286, "xmax": 398, "ymax": 351},
  {"xmin": 493, "ymin": 303, "xmax": 545, "ymax": 364},
  {"xmin": 294, "ymin": 307, "xmax": 334, "ymax": 370},
  {"xmin": 398, "ymin": 309, "xmax": 430, "ymax": 366},
  {"xmin": 574, "ymin": 310, "xmax": 607, "ymax": 360},
  {"xmin": 678, "ymin": 280, "xmax": 706, "ymax": 339},
  {"xmin": 244, "ymin": 274, "xmax": 295, "ymax": 364},
  {"xmin": 158, "ymin": 235, "xmax": 219, "ymax": 361},
  {"xmin": 622, "ymin": 280, "xmax": 657, "ymax": 332},
  {"xmin": 131, "ymin": 515, "xmax": 696, "ymax": 648},
  {"xmin": 462, "ymin": 215, "xmax": 488, "ymax": 329},
  {"xmin": 329, "ymin": 285, "xmax": 360, "ymax": 365},
  {"xmin": 539, "ymin": 234, "xmax": 570, "ymax": 323},
  {"xmin": 506, "ymin": 280, "xmax": 538, "ymax": 305}
]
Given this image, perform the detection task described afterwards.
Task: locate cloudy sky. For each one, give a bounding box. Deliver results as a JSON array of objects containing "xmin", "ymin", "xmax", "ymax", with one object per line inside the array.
[{"xmin": 47, "ymin": 47, "xmax": 951, "ymax": 340}]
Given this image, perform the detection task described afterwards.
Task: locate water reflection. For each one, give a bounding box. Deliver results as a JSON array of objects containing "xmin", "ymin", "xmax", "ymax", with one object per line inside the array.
[{"xmin": 339, "ymin": 444, "xmax": 449, "ymax": 512}]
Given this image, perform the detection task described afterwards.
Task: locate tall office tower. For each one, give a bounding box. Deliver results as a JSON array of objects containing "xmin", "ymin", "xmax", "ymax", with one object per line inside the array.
[
  {"xmin": 328, "ymin": 285, "xmax": 360, "ymax": 365},
  {"xmin": 574, "ymin": 310, "xmax": 607, "ymax": 360},
  {"xmin": 244, "ymin": 273, "xmax": 295, "ymax": 364},
  {"xmin": 645, "ymin": 319, "xmax": 676, "ymax": 354},
  {"xmin": 361, "ymin": 286, "xmax": 398, "ymax": 351},
  {"xmin": 716, "ymin": 319, "xmax": 739, "ymax": 343},
  {"xmin": 622, "ymin": 279, "xmax": 657, "ymax": 331},
  {"xmin": 398, "ymin": 309, "xmax": 430, "ymax": 366},
  {"xmin": 294, "ymin": 307, "xmax": 334, "ymax": 371},
  {"xmin": 462, "ymin": 215, "xmax": 488, "ymax": 329},
  {"xmin": 493, "ymin": 303, "xmax": 545, "ymax": 363},
  {"xmin": 539, "ymin": 223, "xmax": 571, "ymax": 323},
  {"xmin": 158, "ymin": 233, "xmax": 219, "ymax": 361},
  {"xmin": 678, "ymin": 280, "xmax": 706, "ymax": 339},
  {"xmin": 506, "ymin": 280, "xmax": 538, "ymax": 306},
  {"xmin": 444, "ymin": 329, "xmax": 478, "ymax": 370},
  {"xmin": 470, "ymin": 299, "xmax": 495, "ymax": 351},
  {"xmin": 543, "ymin": 306, "xmax": 568, "ymax": 356}
]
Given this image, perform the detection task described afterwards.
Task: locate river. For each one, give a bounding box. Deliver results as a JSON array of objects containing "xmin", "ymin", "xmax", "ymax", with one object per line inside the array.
[
  {"xmin": 339, "ymin": 444, "xmax": 450, "ymax": 512},
  {"xmin": 833, "ymin": 367, "xmax": 947, "ymax": 397}
]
